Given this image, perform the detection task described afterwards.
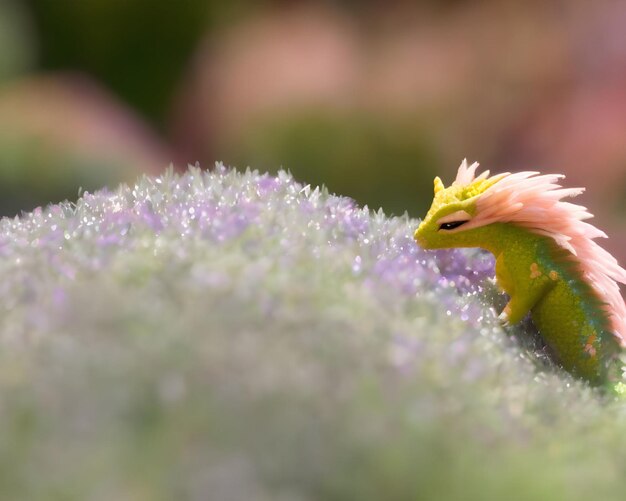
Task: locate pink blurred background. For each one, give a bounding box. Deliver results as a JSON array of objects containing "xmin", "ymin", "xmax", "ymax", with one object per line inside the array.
[{"xmin": 2, "ymin": 0, "xmax": 626, "ymax": 260}]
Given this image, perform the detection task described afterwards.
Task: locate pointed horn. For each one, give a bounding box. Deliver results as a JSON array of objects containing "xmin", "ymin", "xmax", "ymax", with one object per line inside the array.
[{"xmin": 434, "ymin": 176, "xmax": 445, "ymax": 195}]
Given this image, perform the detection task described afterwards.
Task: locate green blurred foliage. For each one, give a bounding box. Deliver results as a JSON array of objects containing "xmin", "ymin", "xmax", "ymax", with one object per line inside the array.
[
  {"xmin": 0, "ymin": 138, "xmax": 135, "ymax": 216},
  {"xmin": 225, "ymin": 111, "xmax": 441, "ymax": 217},
  {"xmin": 27, "ymin": 0, "xmax": 215, "ymax": 125},
  {"xmin": 1, "ymin": 0, "xmax": 449, "ymax": 219},
  {"xmin": 0, "ymin": 0, "xmax": 35, "ymax": 82}
]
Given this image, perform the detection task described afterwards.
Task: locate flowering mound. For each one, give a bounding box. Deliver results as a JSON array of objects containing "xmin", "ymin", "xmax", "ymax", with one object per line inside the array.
[{"xmin": 0, "ymin": 164, "xmax": 624, "ymax": 500}]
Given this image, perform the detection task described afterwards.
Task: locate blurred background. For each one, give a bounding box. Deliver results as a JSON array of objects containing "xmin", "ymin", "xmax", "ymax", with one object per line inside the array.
[{"xmin": 1, "ymin": 0, "xmax": 626, "ymax": 259}]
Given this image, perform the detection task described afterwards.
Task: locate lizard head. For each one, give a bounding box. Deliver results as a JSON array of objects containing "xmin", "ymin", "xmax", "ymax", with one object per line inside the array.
[{"xmin": 414, "ymin": 160, "xmax": 503, "ymax": 249}]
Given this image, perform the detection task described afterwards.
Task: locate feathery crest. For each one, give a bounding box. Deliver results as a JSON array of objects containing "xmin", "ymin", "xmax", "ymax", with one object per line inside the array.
[{"xmin": 456, "ymin": 161, "xmax": 626, "ymax": 345}]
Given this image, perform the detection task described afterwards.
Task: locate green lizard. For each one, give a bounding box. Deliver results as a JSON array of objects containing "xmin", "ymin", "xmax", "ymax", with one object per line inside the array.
[{"xmin": 414, "ymin": 160, "xmax": 626, "ymax": 387}]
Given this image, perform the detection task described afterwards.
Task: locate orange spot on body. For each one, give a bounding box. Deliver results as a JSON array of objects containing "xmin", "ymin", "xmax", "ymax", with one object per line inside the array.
[
  {"xmin": 584, "ymin": 334, "xmax": 598, "ymax": 358},
  {"xmin": 530, "ymin": 263, "xmax": 542, "ymax": 279},
  {"xmin": 584, "ymin": 344, "xmax": 597, "ymax": 357},
  {"xmin": 549, "ymin": 270, "xmax": 558, "ymax": 281}
]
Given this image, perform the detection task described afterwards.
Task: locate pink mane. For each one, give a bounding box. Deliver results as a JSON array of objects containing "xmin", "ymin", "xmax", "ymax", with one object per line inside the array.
[{"xmin": 456, "ymin": 160, "xmax": 626, "ymax": 345}]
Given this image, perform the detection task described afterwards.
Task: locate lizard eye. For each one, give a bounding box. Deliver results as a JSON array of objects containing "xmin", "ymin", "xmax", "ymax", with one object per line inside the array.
[{"xmin": 438, "ymin": 220, "xmax": 468, "ymax": 231}]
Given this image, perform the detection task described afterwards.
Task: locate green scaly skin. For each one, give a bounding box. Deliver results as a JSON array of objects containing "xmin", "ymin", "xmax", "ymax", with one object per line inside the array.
[{"xmin": 415, "ymin": 178, "xmax": 621, "ymax": 386}]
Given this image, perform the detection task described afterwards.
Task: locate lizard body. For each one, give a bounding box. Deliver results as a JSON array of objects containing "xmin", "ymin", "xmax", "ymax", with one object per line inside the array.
[{"xmin": 414, "ymin": 161, "xmax": 625, "ymax": 386}]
